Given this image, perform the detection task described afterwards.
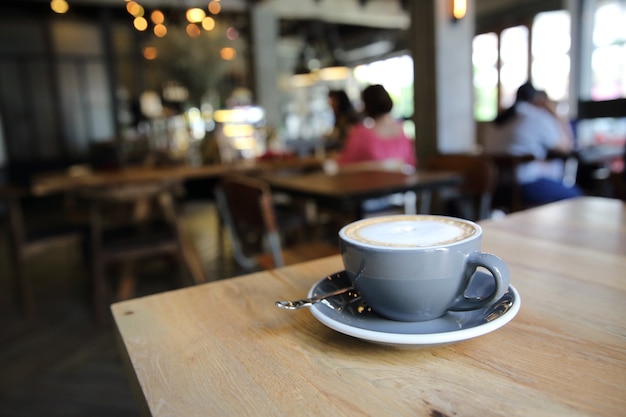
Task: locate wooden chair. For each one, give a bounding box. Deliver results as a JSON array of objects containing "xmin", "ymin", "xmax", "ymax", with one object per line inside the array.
[
  {"xmin": 214, "ymin": 175, "xmax": 338, "ymax": 271},
  {"xmin": 484, "ymin": 154, "xmax": 534, "ymax": 213},
  {"xmin": 425, "ymin": 154, "xmax": 498, "ymax": 221},
  {"xmin": 487, "ymin": 153, "xmax": 579, "ymax": 213},
  {"xmin": 2, "ymin": 186, "xmax": 85, "ymax": 317},
  {"xmin": 83, "ymin": 180, "xmax": 198, "ymax": 325}
]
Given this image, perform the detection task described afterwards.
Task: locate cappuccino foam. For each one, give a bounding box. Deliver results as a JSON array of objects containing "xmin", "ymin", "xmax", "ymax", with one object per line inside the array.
[{"xmin": 341, "ymin": 215, "xmax": 478, "ymax": 248}]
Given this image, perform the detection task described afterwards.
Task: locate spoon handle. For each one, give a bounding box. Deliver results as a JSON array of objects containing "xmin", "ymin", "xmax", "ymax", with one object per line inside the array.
[{"xmin": 275, "ymin": 286, "xmax": 355, "ymax": 310}]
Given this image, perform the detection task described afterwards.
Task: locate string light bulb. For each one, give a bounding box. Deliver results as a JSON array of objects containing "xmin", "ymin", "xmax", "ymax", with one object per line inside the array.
[
  {"xmin": 186, "ymin": 8, "xmax": 206, "ymax": 23},
  {"xmin": 208, "ymin": 1, "xmax": 221, "ymax": 15},
  {"xmin": 126, "ymin": 1, "xmax": 144, "ymax": 17},
  {"xmin": 154, "ymin": 24, "xmax": 167, "ymax": 38},
  {"xmin": 150, "ymin": 10, "xmax": 164, "ymax": 24},
  {"xmin": 202, "ymin": 17, "xmax": 216, "ymax": 31},
  {"xmin": 134, "ymin": 16, "xmax": 148, "ymax": 31},
  {"xmin": 186, "ymin": 23, "xmax": 201, "ymax": 38},
  {"xmin": 50, "ymin": 0, "xmax": 69, "ymax": 14}
]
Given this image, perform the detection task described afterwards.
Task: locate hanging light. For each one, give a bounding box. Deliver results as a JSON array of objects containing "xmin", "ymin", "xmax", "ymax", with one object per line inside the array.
[
  {"xmin": 318, "ymin": 54, "xmax": 351, "ymax": 81},
  {"xmin": 318, "ymin": 65, "xmax": 352, "ymax": 81},
  {"xmin": 317, "ymin": 24, "xmax": 352, "ymax": 81},
  {"xmin": 290, "ymin": 63, "xmax": 317, "ymax": 88},
  {"xmin": 290, "ymin": 42, "xmax": 319, "ymax": 87},
  {"xmin": 451, "ymin": 0, "xmax": 467, "ymax": 21},
  {"xmin": 50, "ymin": 0, "xmax": 69, "ymax": 14}
]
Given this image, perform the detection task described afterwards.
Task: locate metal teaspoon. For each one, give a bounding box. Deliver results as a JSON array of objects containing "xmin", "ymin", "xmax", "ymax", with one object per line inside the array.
[{"xmin": 275, "ymin": 286, "xmax": 355, "ymax": 310}]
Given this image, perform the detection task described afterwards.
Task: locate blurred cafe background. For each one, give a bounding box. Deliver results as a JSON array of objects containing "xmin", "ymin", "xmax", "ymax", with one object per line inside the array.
[
  {"xmin": 0, "ymin": 0, "xmax": 624, "ymax": 182},
  {"xmin": 0, "ymin": 0, "xmax": 625, "ymax": 414}
]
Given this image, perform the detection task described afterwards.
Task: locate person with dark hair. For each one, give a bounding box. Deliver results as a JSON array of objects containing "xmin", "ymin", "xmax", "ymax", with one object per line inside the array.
[
  {"xmin": 330, "ymin": 84, "xmax": 416, "ymax": 214},
  {"xmin": 326, "ymin": 90, "xmax": 361, "ymax": 151},
  {"xmin": 337, "ymin": 84, "xmax": 415, "ymax": 168},
  {"xmin": 485, "ymin": 81, "xmax": 582, "ymax": 205}
]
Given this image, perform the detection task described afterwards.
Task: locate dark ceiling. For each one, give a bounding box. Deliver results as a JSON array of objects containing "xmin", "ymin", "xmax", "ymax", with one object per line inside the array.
[{"xmin": 2, "ymin": 0, "xmax": 561, "ymax": 64}]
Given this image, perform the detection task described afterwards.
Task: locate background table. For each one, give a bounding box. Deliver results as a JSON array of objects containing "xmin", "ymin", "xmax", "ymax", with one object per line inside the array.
[
  {"xmin": 29, "ymin": 156, "xmax": 324, "ymax": 196},
  {"xmin": 112, "ymin": 197, "xmax": 625, "ymax": 417},
  {"xmin": 262, "ymin": 168, "xmax": 461, "ymax": 216}
]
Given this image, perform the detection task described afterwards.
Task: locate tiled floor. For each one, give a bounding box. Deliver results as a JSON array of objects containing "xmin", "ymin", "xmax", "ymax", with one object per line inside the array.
[{"xmin": 0, "ymin": 200, "xmax": 244, "ymax": 417}]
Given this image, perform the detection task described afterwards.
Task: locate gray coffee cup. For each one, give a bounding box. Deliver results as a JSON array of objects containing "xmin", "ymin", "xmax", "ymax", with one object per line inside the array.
[{"xmin": 339, "ymin": 215, "xmax": 510, "ymax": 322}]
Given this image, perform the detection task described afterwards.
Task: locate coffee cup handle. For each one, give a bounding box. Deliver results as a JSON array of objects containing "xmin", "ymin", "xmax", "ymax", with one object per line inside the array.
[{"xmin": 448, "ymin": 251, "xmax": 510, "ymax": 311}]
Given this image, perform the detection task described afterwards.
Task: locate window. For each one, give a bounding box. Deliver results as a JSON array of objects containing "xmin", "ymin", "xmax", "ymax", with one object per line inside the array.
[
  {"xmin": 583, "ymin": 0, "xmax": 626, "ymax": 101},
  {"xmin": 473, "ymin": 32, "xmax": 498, "ymax": 121},
  {"xmin": 353, "ymin": 54, "xmax": 414, "ymax": 120},
  {"xmin": 353, "ymin": 54, "xmax": 415, "ymax": 137},
  {"xmin": 472, "ymin": 11, "xmax": 570, "ymax": 121},
  {"xmin": 532, "ymin": 11, "xmax": 571, "ymax": 103},
  {"xmin": 577, "ymin": 0, "xmax": 626, "ymax": 149},
  {"xmin": 500, "ymin": 25, "xmax": 529, "ymax": 109}
]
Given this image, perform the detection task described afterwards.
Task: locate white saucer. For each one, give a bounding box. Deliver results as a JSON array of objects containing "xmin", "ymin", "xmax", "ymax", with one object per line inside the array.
[{"xmin": 308, "ymin": 271, "xmax": 520, "ymax": 347}]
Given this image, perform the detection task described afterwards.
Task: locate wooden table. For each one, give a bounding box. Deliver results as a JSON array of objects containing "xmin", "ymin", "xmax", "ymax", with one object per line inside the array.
[
  {"xmin": 261, "ymin": 168, "xmax": 461, "ymax": 216},
  {"xmin": 29, "ymin": 156, "xmax": 324, "ymax": 196},
  {"xmin": 112, "ymin": 197, "xmax": 626, "ymax": 417}
]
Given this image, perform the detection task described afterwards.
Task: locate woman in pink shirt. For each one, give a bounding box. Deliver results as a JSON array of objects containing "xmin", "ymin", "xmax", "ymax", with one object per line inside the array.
[
  {"xmin": 337, "ymin": 84, "xmax": 416, "ymax": 168},
  {"xmin": 335, "ymin": 84, "xmax": 416, "ymax": 214}
]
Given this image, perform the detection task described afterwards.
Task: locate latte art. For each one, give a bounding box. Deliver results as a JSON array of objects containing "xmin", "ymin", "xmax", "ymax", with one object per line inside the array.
[{"xmin": 341, "ymin": 215, "xmax": 477, "ymax": 248}]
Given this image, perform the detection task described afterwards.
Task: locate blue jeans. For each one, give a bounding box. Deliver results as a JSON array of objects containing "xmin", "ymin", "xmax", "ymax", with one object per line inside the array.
[{"xmin": 521, "ymin": 178, "xmax": 583, "ymax": 205}]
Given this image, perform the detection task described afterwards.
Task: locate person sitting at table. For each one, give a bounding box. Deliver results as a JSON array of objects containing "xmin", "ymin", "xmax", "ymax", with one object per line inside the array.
[
  {"xmin": 336, "ymin": 84, "xmax": 417, "ymax": 213},
  {"xmin": 325, "ymin": 89, "xmax": 361, "ymax": 152},
  {"xmin": 484, "ymin": 81, "xmax": 582, "ymax": 206},
  {"xmin": 337, "ymin": 84, "xmax": 416, "ymax": 169}
]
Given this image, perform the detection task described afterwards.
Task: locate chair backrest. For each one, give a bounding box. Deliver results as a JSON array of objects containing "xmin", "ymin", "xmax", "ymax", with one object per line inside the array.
[
  {"xmin": 425, "ymin": 154, "xmax": 498, "ymax": 220},
  {"xmin": 3, "ymin": 186, "xmax": 28, "ymax": 251},
  {"xmin": 215, "ymin": 175, "xmax": 284, "ymax": 270},
  {"xmin": 1, "ymin": 185, "xmax": 84, "ymax": 317},
  {"xmin": 83, "ymin": 180, "xmax": 184, "ymax": 255},
  {"xmin": 486, "ymin": 153, "xmax": 535, "ymax": 213},
  {"xmin": 82, "ymin": 179, "xmax": 193, "ymax": 325}
]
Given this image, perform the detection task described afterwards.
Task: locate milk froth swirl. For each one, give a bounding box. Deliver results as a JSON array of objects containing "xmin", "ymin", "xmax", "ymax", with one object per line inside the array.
[{"xmin": 341, "ymin": 215, "xmax": 478, "ymax": 248}]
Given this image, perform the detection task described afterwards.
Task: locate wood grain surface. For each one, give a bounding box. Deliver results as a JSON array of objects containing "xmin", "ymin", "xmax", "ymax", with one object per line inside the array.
[{"xmin": 112, "ymin": 197, "xmax": 626, "ymax": 417}]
